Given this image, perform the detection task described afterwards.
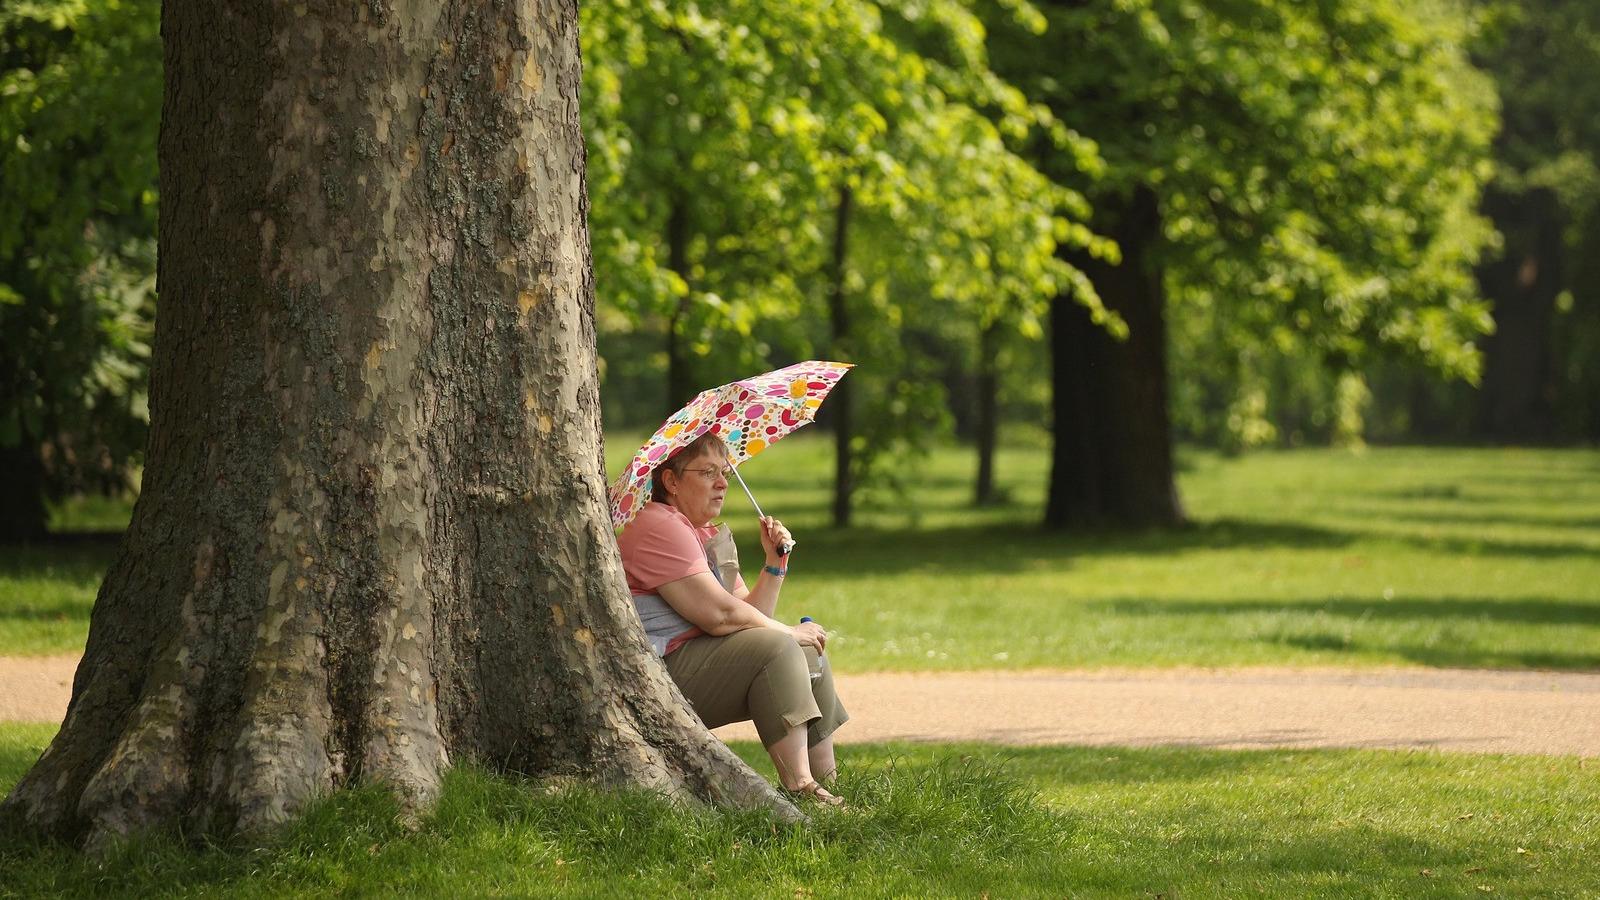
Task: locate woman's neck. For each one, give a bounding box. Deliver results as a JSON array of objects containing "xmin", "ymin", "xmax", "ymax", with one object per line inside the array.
[{"xmin": 660, "ymin": 498, "xmax": 709, "ymax": 528}]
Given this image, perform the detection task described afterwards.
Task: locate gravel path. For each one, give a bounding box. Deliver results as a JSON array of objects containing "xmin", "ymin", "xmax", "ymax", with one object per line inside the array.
[{"xmin": 6, "ymin": 656, "xmax": 1598, "ymax": 757}]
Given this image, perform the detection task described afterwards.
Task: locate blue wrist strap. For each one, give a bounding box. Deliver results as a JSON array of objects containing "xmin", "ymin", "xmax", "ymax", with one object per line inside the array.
[{"xmin": 764, "ymin": 564, "xmax": 787, "ymax": 577}]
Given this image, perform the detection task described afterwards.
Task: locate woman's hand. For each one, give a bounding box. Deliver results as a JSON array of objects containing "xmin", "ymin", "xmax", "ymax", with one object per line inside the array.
[
  {"xmin": 758, "ymin": 515, "xmax": 793, "ymax": 564},
  {"xmin": 792, "ymin": 619, "xmax": 827, "ymax": 652}
]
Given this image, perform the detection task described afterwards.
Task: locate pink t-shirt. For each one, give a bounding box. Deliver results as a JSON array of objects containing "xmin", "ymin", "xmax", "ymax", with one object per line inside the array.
[{"xmin": 616, "ymin": 502, "xmax": 748, "ymax": 654}]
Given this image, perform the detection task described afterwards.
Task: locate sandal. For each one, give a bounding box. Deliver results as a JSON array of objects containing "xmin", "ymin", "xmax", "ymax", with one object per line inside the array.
[{"xmin": 782, "ymin": 779, "xmax": 847, "ymax": 808}]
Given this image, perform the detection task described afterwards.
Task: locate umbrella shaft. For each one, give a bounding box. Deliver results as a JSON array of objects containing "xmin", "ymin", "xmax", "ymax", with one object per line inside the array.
[
  {"xmin": 729, "ymin": 466, "xmax": 766, "ymax": 519},
  {"xmin": 730, "ymin": 466, "xmax": 793, "ymax": 556}
]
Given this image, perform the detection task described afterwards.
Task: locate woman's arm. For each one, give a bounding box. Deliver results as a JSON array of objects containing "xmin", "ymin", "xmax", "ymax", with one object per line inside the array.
[
  {"xmin": 738, "ymin": 565, "xmax": 783, "ymax": 617},
  {"xmin": 657, "ymin": 571, "xmax": 791, "ymax": 638},
  {"xmin": 658, "ymin": 572, "xmax": 826, "ymax": 650},
  {"xmin": 740, "ymin": 515, "xmax": 791, "ymax": 617}
]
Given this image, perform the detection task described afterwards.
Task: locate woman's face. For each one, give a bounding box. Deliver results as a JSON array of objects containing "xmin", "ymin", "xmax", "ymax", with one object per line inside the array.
[{"xmin": 662, "ymin": 449, "xmax": 730, "ymax": 527}]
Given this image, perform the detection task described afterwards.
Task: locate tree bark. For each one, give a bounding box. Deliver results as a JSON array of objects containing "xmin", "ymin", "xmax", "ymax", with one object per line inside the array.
[
  {"xmin": 0, "ymin": 440, "xmax": 49, "ymax": 542},
  {"xmin": 1476, "ymin": 185, "xmax": 1563, "ymax": 442},
  {"xmin": 3, "ymin": 0, "xmax": 791, "ymax": 850},
  {"xmin": 973, "ymin": 320, "xmax": 999, "ymax": 506},
  {"xmin": 1046, "ymin": 186, "xmax": 1185, "ymax": 528},
  {"xmin": 827, "ymin": 184, "xmax": 854, "ymax": 528}
]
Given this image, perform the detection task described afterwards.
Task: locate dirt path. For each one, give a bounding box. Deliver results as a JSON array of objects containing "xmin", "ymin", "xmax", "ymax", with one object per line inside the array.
[
  {"xmin": 0, "ymin": 655, "xmax": 81, "ymax": 725},
  {"xmin": 5, "ymin": 656, "xmax": 1598, "ymax": 757},
  {"xmin": 716, "ymin": 667, "xmax": 1600, "ymax": 757}
]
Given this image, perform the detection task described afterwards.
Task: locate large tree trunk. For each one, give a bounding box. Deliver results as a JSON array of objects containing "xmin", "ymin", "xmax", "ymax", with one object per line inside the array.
[
  {"xmin": 1046, "ymin": 186, "xmax": 1184, "ymax": 528},
  {"xmin": 3, "ymin": 0, "xmax": 790, "ymax": 850},
  {"xmin": 827, "ymin": 185, "xmax": 855, "ymax": 528},
  {"xmin": 1476, "ymin": 185, "xmax": 1563, "ymax": 441},
  {"xmin": 0, "ymin": 440, "xmax": 49, "ymax": 542}
]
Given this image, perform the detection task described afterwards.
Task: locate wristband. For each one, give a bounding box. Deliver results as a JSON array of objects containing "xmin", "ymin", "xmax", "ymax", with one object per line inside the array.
[{"xmin": 763, "ymin": 564, "xmax": 787, "ymax": 578}]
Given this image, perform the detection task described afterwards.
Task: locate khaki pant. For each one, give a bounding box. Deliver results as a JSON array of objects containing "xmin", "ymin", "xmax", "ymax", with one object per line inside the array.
[{"xmin": 665, "ymin": 628, "xmax": 849, "ymax": 748}]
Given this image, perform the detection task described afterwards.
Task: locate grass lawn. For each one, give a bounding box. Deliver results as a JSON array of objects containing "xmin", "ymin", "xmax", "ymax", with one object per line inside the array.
[
  {"xmin": 2, "ymin": 723, "xmax": 1594, "ymax": 897},
  {"xmin": 4, "ymin": 442, "xmax": 1599, "ymax": 670}
]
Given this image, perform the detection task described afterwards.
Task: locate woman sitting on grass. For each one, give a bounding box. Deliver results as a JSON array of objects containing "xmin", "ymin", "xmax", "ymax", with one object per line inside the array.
[{"xmin": 617, "ymin": 432, "xmax": 848, "ymax": 806}]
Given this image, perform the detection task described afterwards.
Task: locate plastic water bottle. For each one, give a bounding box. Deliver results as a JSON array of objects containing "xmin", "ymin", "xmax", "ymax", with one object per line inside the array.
[{"xmin": 800, "ymin": 616, "xmax": 824, "ymax": 679}]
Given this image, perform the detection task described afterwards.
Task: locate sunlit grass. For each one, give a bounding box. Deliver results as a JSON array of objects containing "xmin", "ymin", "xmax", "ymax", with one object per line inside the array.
[
  {"xmin": 4, "ymin": 441, "xmax": 1599, "ymax": 670},
  {"xmin": 3, "ymin": 724, "xmax": 1594, "ymax": 897}
]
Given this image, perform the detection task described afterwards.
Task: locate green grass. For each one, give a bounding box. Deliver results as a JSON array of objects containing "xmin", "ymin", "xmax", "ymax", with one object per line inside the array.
[
  {"xmin": 3, "ymin": 724, "xmax": 1595, "ymax": 897},
  {"xmin": 666, "ymin": 440, "xmax": 1600, "ymax": 672},
  {"xmin": 0, "ymin": 544, "xmax": 111, "ymax": 656},
  {"xmin": 5, "ymin": 442, "xmax": 1599, "ymax": 670}
]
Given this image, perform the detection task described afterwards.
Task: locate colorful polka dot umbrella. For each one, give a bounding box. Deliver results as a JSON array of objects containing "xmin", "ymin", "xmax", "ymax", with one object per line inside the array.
[{"xmin": 608, "ymin": 360, "xmax": 854, "ymax": 529}]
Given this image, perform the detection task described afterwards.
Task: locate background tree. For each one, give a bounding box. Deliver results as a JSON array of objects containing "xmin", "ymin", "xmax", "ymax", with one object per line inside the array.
[
  {"xmin": 1468, "ymin": 0, "xmax": 1600, "ymax": 441},
  {"xmin": 0, "ymin": 0, "xmax": 160, "ymax": 541},
  {"xmin": 984, "ymin": 0, "xmax": 1497, "ymax": 527},
  {"xmin": 3, "ymin": 0, "xmax": 791, "ymax": 848},
  {"xmin": 584, "ymin": 0, "xmax": 1096, "ymax": 525}
]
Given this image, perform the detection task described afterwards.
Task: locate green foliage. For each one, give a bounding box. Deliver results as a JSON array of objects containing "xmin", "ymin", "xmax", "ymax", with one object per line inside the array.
[
  {"xmin": 986, "ymin": 0, "xmax": 1499, "ymax": 450},
  {"xmin": 2, "ymin": 0, "xmax": 1092, "ymax": 524},
  {"xmin": 1354, "ymin": 1, "xmax": 1600, "ymax": 445},
  {"xmin": 1474, "ymin": 0, "xmax": 1600, "ymax": 203},
  {"xmin": 0, "ymin": 0, "xmax": 159, "ymax": 495},
  {"xmin": 583, "ymin": 0, "xmax": 1098, "ymax": 493}
]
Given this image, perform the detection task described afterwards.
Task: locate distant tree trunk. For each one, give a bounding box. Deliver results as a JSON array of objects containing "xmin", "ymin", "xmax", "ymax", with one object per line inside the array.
[
  {"xmin": 828, "ymin": 184, "xmax": 855, "ymax": 527},
  {"xmin": 1476, "ymin": 185, "xmax": 1563, "ymax": 442},
  {"xmin": 665, "ymin": 196, "xmax": 695, "ymax": 415},
  {"xmin": 1046, "ymin": 186, "xmax": 1184, "ymax": 528},
  {"xmin": 974, "ymin": 320, "xmax": 999, "ymax": 506},
  {"xmin": 3, "ymin": 0, "xmax": 790, "ymax": 850},
  {"xmin": 0, "ymin": 440, "xmax": 48, "ymax": 542}
]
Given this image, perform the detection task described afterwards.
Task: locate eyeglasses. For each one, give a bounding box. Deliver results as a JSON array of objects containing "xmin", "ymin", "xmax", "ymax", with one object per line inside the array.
[{"xmin": 682, "ymin": 465, "xmax": 734, "ymax": 481}]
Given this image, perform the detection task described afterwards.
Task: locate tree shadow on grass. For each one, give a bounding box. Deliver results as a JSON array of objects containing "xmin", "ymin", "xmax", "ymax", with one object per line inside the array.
[
  {"xmin": 1386, "ymin": 644, "xmax": 1600, "ymax": 672},
  {"xmin": 0, "ymin": 599, "xmax": 95, "ymax": 627},
  {"xmin": 1372, "ymin": 531, "xmax": 1596, "ymax": 560},
  {"xmin": 0, "ymin": 542, "xmax": 118, "ymax": 580},
  {"xmin": 0, "ymin": 545, "xmax": 110, "ymax": 630},
  {"xmin": 1279, "ymin": 501, "xmax": 1600, "ymax": 558},
  {"xmin": 789, "ymin": 518, "xmax": 1358, "ymax": 577},
  {"xmin": 1099, "ymin": 596, "xmax": 1600, "ymax": 671},
  {"xmin": 788, "ymin": 507, "xmax": 1599, "ymax": 577},
  {"xmin": 1362, "ymin": 471, "xmax": 1600, "ymax": 498},
  {"xmin": 1340, "ymin": 506, "xmax": 1600, "ymax": 533},
  {"xmin": 1101, "ymin": 595, "xmax": 1600, "ymax": 628}
]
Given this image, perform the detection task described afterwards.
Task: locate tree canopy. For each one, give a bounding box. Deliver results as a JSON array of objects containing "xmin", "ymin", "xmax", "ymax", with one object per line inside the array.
[
  {"xmin": 8, "ymin": 0, "xmax": 1596, "ymax": 536},
  {"xmin": 988, "ymin": 0, "xmax": 1498, "ymax": 457},
  {"xmin": 582, "ymin": 0, "xmax": 1102, "ymax": 520}
]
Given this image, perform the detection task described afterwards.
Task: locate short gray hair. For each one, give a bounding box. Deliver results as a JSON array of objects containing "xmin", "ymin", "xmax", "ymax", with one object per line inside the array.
[{"xmin": 650, "ymin": 432, "xmax": 730, "ymax": 502}]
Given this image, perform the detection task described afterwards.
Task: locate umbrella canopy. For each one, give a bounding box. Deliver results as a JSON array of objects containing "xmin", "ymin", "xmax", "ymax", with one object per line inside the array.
[{"xmin": 608, "ymin": 360, "xmax": 853, "ymax": 529}]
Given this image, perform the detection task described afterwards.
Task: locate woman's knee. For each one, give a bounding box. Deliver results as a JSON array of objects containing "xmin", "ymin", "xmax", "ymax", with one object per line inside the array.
[{"xmin": 736, "ymin": 627, "xmax": 803, "ymax": 667}]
